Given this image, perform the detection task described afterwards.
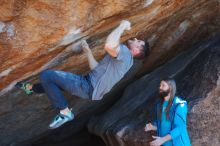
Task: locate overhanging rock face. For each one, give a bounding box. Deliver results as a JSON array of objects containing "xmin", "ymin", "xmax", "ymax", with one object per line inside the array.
[
  {"xmin": 0, "ymin": 0, "xmax": 220, "ymax": 146},
  {"xmin": 88, "ymin": 35, "xmax": 220, "ymax": 146}
]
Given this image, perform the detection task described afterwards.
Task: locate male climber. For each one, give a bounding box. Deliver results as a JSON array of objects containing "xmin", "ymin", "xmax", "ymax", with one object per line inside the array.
[{"xmin": 16, "ymin": 20, "xmax": 150, "ymax": 129}]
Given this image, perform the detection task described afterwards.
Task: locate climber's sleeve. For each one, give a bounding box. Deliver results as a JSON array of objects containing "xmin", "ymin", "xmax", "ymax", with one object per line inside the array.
[
  {"xmin": 116, "ymin": 44, "xmax": 132, "ymax": 61},
  {"xmin": 169, "ymin": 103, "xmax": 187, "ymax": 140}
]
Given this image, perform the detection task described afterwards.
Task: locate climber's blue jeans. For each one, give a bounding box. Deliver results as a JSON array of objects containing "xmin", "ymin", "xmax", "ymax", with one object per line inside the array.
[{"xmin": 39, "ymin": 70, "xmax": 93, "ymax": 110}]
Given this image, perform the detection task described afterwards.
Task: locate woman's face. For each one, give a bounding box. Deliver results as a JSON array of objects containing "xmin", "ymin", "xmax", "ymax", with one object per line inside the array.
[{"xmin": 159, "ymin": 81, "xmax": 170, "ymax": 93}]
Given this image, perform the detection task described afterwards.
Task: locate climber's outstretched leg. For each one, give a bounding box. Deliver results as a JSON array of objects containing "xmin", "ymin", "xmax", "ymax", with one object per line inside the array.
[
  {"xmin": 16, "ymin": 69, "xmax": 93, "ymax": 129},
  {"xmin": 16, "ymin": 69, "xmax": 92, "ymax": 129},
  {"xmin": 39, "ymin": 69, "xmax": 93, "ymax": 129}
]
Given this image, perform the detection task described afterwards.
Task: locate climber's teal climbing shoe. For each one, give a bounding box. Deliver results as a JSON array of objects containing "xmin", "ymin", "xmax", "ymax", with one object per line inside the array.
[
  {"xmin": 49, "ymin": 111, "xmax": 74, "ymax": 129},
  {"xmin": 16, "ymin": 82, "xmax": 34, "ymax": 95}
]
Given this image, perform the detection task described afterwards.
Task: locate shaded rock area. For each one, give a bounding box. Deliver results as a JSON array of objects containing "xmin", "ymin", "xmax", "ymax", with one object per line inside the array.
[
  {"xmin": 87, "ymin": 35, "xmax": 220, "ymax": 146},
  {"xmin": 0, "ymin": 0, "xmax": 220, "ymax": 146},
  {"xmin": 1, "ymin": 0, "xmax": 220, "ymax": 94}
]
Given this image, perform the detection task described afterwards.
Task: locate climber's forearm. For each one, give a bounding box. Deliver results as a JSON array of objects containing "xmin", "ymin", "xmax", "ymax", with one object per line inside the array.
[
  {"xmin": 80, "ymin": 40, "xmax": 98, "ymax": 69},
  {"xmin": 105, "ymin": 25, "xmax": 125, "ymax": 50},
  {"xmin": 104, "ymin": 20, "xmax": 130, "ymax": 57},
  {"xmin": 86, "ymin": 52, "xmax": 98, "ymax": 70}
]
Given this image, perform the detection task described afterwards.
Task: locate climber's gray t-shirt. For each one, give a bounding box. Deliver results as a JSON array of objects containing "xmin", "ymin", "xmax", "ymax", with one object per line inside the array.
[{"xmin": 88, "ymin": 44, "xmax": 133, "ymax": 100}]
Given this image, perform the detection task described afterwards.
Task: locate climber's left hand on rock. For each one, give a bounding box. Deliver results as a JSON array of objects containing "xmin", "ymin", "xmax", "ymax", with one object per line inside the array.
[{"xmin": 81, "ymin": 40, "xmax": 91, "ymax": 54}]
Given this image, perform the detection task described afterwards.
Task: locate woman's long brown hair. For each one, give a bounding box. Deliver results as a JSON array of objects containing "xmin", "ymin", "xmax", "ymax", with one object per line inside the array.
[{"xmin": 158, "ymin": 78, "xmax": 176, "ymax": 120}]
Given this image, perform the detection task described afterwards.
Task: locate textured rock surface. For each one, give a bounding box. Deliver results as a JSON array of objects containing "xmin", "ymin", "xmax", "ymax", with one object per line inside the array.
[
  {"xmin": 0, "ymin": 0, "xmax": 220, "ymax": 146},
  {"xmin": 88, "ymin": 35, "xmax": 220, "ymax": 146},
  {"xmin": 1, "ymin": 0, "xmax": 220, "ymax": 94}
]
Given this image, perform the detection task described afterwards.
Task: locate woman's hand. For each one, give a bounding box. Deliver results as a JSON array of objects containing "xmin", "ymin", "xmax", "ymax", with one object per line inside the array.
[
  {"xmin": 144, "ymin": 123, "xmax": 157, "ymax": 132},
  {"xmin": 150, "ymin": 134, "xmax": 171, "ymax": 146},
  {"xmin": 150, "ymin": 136, "xmax": 165, "ymax": 146}
]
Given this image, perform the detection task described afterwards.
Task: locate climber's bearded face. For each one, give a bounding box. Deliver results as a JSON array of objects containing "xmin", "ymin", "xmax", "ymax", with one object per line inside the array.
[
  {"xmin": 126, "ymin": 38, "xmax": 145, "ymax": 57},
  {"xmin": 159, "ymin": 81, "xmax": 170, "ymax": 97}
]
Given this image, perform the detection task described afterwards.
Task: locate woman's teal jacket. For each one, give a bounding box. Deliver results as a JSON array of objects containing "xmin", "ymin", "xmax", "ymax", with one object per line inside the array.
[{"xmin": 154, "ymin": 96, "xmax": 191, "ymax": 146}]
